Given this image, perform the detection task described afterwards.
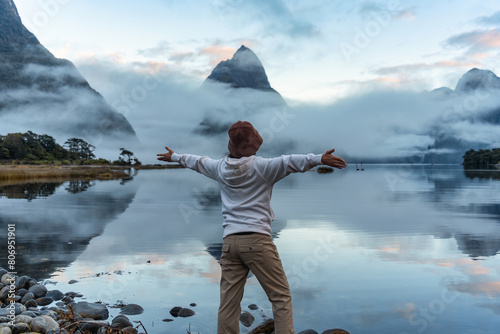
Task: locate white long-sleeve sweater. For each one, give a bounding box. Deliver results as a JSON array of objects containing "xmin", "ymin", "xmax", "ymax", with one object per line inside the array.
[{"xmin": 171, "ymin": 152, "xmax": 323, "ymax": 238}]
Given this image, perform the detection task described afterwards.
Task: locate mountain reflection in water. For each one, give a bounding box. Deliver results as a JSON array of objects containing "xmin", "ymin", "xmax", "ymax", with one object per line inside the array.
[{"xmin": 0, "ymin": 165, "xmax": 499, "ymax": 333}]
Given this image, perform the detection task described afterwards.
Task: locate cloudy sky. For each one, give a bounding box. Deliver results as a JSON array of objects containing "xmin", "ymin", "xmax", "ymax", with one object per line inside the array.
[{"xmin": 15, "ymin": 0, "xmax": 500, "ymax": 104}]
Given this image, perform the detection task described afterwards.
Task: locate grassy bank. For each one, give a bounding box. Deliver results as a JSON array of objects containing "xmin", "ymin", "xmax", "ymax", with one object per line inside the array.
[{"xmin": 0, "ymin": 164, "xmax": 183, "ymax": 183}]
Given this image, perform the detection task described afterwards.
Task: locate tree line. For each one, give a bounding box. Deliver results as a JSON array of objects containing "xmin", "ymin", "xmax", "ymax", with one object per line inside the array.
[
  {"xmin": 0, "ymin": 131, "xmax": 140, "ymax": 165},
  {"xmin": 463, "ymin": 148, "xmax": 500, "ymax": 167}
]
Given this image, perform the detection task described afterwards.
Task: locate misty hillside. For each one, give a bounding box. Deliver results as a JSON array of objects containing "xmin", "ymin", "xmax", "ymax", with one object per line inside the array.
[
  {"xmin": 423, "ymin": 68, "xmax": 500, "ymax": 163},
  {"xmin": 0, "ymin": 0, "xmax": 136, "ymax": 143}
]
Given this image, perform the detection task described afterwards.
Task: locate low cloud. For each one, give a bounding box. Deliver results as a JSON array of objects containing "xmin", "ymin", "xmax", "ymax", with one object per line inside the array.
[{"xmin": 444, "ymin": 28, "xmax": 500, "ymax": 51}]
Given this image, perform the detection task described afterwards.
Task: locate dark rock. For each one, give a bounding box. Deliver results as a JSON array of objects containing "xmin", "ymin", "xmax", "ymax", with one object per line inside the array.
[
  {"xmin": 24, "ymin": 299, "xmax": 37, "ymax": 308},
  {"xmin": 239, "ymin": 311, "xmax": 255, "ymax": 327},
  {"xmin": 169, "ymin": 306, "xmax": 182, "ymax": 317},
  {"xmin": 247, "ymin": 318, "xmax": 274, "ymax": 334},
  {"xmin": 12, "ymin": 322, "xmax": 30, "ymax": 334},
  {"xmin": 35, "ymin": 297, "xmax": 54, "ymax": 306},
  {"xmin": 72, "ymin": 302, "xmax": 109, "ymax": 320},
  {"xmin": 111, "ymin": 315, "xmax": 132, "ymax": 329},
  {"xmin": 68, "ymin": 280, "xmax": 79, "ymax": 285},
  {"xmin": 61, "ymin": 296, "xmax": 74, "ymax": 304},
  {"xmin": 28, "ymin": 285, "xmax": 47, "ymax": 299},
  {"xmin": 27, "ymin": 279, "xmax": 37, "ymax": 288},
  {"xmin": 320, "ymin": 330, "xmax": 350, "ymax": 334},
  {"xmin": 80, "ymin": 322, "xmax": 102, "ymax": 334},
  {"xmin": 64, "ymin": 291, "xmax": 83, "ymax": 298},
  {"xmin": 14, "ymin": 276, "xmax": 30, "ymax": 290},
  {"xmin": 0, "ymin": 316, "xmax": 10, "ymax": 323},
  {"xmin": 189, "ymin": 303, "xmax": 197, "ymax": 307},
  {"xmin": 178, "ymin": 308, "xmax": 195, "ymax": 318},
  {"xmin": 16, "ymin": 289, "xmax": 28, "ymax": 298},
  {"xmin": 248, "ymin": 304, "xmax": 259, "ymax": 310},
  {"xmin": 119, "ymin": 304, "xmax": 144, "ymax": 315},
  {"xmin": 0, "ymin": 269, "xmax": 8, "ymax": 279},
  {"xmin": 45, "ymin": 290, "xmax": 64, "ymax": 301},
  {"xmin": 162, "ymin": 318, "xmax": 174, "ymax": 322},
  {"xmin": 298, "ymin": 330, "xmax": 318, "ymax": 334}
]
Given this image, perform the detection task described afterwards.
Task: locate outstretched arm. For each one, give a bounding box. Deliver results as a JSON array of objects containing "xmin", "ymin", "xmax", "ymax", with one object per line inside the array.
[
  {"xmin": 321, "ymin": 148, "xmax": 347, "ymax": 169},
  {"xmin": 157, "ymin": 146, "xmax": 174, "ymax": 162}
]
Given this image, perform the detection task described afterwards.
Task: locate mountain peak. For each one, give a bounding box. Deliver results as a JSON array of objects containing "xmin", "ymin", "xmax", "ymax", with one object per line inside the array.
[
  {"xmin": 455, "ymin": 68, "xmax": 500, "ymax": 92},
  {"xmin": 205, "ymin": 45, "xmax": 275, "ymax": 92}
]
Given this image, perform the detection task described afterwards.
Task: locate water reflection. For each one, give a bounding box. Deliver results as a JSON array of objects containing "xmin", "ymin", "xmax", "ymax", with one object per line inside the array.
[
  {"xmin": 0, "ymin": 182, "xmax": 61, "ymax": 200},
  {"xmin": 0, "ymin": 165, "xmax": 499, "ymax": 333},
  {"xmin": 0, "ymin": 179, "xmax": 137, "ymax": 279}
]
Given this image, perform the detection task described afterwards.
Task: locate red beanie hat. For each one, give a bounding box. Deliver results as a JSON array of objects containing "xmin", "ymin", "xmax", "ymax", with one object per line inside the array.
[{"xmin": 227, "ymin": 121, "xmax": 263, "ymax": 158}]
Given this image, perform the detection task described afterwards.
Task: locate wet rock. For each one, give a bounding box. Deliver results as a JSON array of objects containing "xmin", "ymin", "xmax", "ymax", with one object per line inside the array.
[
  {"xmin": 20, "ymin": 293, "xmax": 34, "ymax": 305},
  {"xmin": 111, "ymin": 315, "xmax": 133, "ymax": 329},
  {"xmin": 248, "ymin": 304, "xmax": 259, "ymax": 310},
  {"xmin": 248, "ymin": 319, "xmax": 274, "ymax": 334},
  {"xmin": 23, "ymin": 299, "xmax": 37, "ymax": 308},
  {"xmin": 14, "ymin": 277, "xmax": 30, "ymax": 291},
  {"xmin": 320, "ymin": 330, "xmax": 350, "ymax": 334},
  {"xmin": 162, "ymin": 318, "xmax": 173, "ymax": 322},
  {"xmin": 61, "ymin": 296, "xmax": 74, "ymax": 304},
  {"xmin": 298, "ymin": 330, "xmax": 318, "ymax": 334},
  {"xmin": 68, "ymin": 280, "xmax": 78, "ymax": 285},
  {"xmin": 11, "ymin": 323, "xmax": 30, "ymax": 334},
  {"xmin": 35, "ymin": 297, "xmax": 54, "ymax": 306},
  {"xmin": 178, "ymin": 308, "xmax": 195, "ymax": 318},
  {"xmin": 0, "ymin": 327, "xmax": 11, "ymax": 334},
  {"xmin": 0, "ymin": 269, "xmax": 8, "ymax": 280},
  {"xmin": 64, "ymin": 291, "xmax": 82, "ymax": 298},
  {"xmin": 28, "ymin": 285, "xmax": 47, "ymax": 299},
  {"xmin": 73, "ymin": 302, "xmax": 109, "ymax": 320},
  {"xmin": 0, "ymin": 316, "xmax": 11, "ymax": 323},
  {"xmin": 45, "ymin": 290, "xmax": 64, "ymax": 301},
  {"xmin": 119, "ymin": 304, "xmax": 144, "ymax": 315},
  {"xmin": 169, "ymin": 306, "xmax": 182, "ymax": 317},
  {"xmin": 239, "ymin": 311, "xmax": 255, "ymax": 327},
  {"xmin": 189, "ymin": 303, "xmax": 197, "ymax": 307},
  {"xmin": 15, "ymin": 290, "xmax": 27, "ymax": 299}
]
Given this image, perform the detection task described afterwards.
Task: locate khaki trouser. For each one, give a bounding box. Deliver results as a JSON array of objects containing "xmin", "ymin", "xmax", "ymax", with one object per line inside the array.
[{"xmin": 217, "ymin": 233, "xmax": 294, "ymax": 334}]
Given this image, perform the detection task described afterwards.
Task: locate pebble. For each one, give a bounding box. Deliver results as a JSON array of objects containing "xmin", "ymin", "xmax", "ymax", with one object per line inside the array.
[{"xmin": 239, "ymin": 311, "xmax": 255, "ymax": 327}]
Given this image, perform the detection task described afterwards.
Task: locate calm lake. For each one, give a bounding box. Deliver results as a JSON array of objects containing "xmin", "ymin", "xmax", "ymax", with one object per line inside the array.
[{"xmin": 1, "ymin": 164, "xmax": 499, "ymax": 333}]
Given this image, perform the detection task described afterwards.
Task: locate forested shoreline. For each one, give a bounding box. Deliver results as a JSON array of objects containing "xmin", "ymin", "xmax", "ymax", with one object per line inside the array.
[{"xmin": 463, "ymin": 148, "xmax": 500, "ymax": 167}]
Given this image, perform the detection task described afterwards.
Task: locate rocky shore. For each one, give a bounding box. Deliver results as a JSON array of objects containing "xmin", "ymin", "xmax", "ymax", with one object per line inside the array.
[
  {"xmin": 0, "ymin": 268, "xmax": 148, "ymax": 334},
  {"xmin": 0, "ymin": 268, "xmax": 349, "ymax": 334}
]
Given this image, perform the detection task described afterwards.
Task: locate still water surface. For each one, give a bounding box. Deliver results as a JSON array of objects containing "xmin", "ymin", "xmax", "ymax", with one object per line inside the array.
[{"xmin": 1, "ymin": 165, "xmax": 499, "ymax": 333}]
